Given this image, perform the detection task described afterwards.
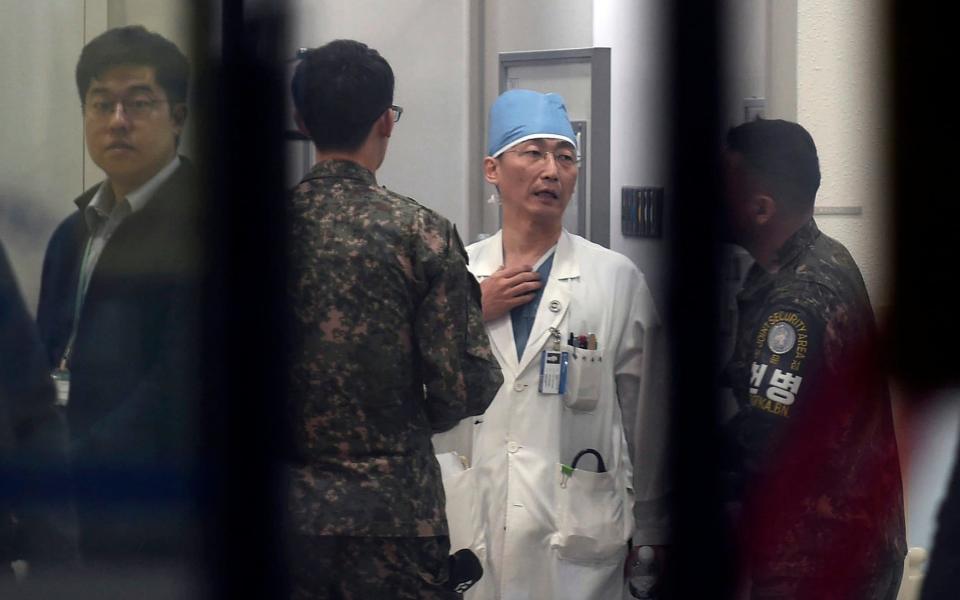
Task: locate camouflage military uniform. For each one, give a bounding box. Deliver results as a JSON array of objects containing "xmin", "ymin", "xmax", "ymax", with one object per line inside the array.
[
  {"xmin": 723, "ymin": 220, "xmax": 906, "ymax": 599},
  {"xmin": 285, "ymin": 159, "xmax": 502, "ymax": 598}
]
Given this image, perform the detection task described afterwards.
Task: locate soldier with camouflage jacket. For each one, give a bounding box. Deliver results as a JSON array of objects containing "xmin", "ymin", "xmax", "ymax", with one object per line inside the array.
[
  {"xmin": 721, "ymin": 119, "xmax": 906, "ymax": 599},
  {"xmin": 285, "ymin": 40, "xmax": 502, "ymax": 599}
]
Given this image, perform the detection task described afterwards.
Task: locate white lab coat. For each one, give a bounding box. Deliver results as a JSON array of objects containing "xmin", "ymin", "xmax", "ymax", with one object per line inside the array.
[{"xmin": 434, "ymin": 230, "xmax": 670, "ymax": 600}]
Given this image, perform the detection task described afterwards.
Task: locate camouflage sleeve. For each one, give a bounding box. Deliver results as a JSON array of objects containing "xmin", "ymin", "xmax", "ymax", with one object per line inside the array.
[
  {"xmin": 734, "ymin": 285, "xmax": 902, "ymax": 581},
  {"xmin": 729, "ymin": 297, "xmax": 828, "ymax": 482},
  {"xmin": 746, "ymin": 303, "xmax": 825, "ymax": 420},
  {"xmin": 414, "ymin": 222, "xmax": 502, "ymax": 433}
]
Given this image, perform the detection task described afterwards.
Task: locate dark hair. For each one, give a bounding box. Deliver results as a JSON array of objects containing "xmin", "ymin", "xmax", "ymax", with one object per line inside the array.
[
  {"xmin": 291, "ymin": 39, "xmax": 394, "ymax": 152},
  {"xmin": 726, "ymin": 119, "xmax": 821, "ymax": 212},
  {"xmin": 76, "ymin": 25, "xmax": 189, "ymax": 105}
]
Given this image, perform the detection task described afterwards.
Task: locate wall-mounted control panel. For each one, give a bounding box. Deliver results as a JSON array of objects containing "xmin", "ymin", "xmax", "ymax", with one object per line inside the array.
[{"xmin": 621, "ymin": 186, "xmax": 663, "ymax": 238}]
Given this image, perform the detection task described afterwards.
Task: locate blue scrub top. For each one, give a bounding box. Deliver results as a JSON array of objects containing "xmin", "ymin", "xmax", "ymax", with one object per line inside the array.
[{"xmin": 511, "ymin": 252, "xmax": 555, "ymax": 361}]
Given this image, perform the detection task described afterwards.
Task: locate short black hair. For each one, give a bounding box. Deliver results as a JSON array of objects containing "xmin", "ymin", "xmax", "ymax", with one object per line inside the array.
[
  {"xmin": 291, "ymin": 39, "xmax": 394, "ymax": 152},
  {"xmin": 726, "ymin": 119, "xmax": 821, "ymax": 212},
  {"xmin": 76, "ymin": 25, "xmax": 189, "ymax": 105}
]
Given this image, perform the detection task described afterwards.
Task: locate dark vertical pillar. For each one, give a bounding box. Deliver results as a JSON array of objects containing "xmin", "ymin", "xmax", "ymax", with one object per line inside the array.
[
  {"xmin": 665, "ymin": 1, "xmax": 736, "ymax": 597},
  {"xmin": 888, "ymin": 0, "xmax": 957, "ymax": 388},
  {"xmin": 889, "ymin": 3, "xmax": 960, "ymax": 598},
  {"xmin": 196, "ymin": 1, "xmax": 289, "ymax": 597}
]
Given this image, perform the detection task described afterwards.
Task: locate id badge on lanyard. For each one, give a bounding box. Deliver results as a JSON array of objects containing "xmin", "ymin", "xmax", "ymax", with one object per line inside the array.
[
  {"xmin": 49, "ymin": 236, "xmax": 92, "ymax": 409},
  {"xmin": 50, "ymin": 364, "xmax": 70, "ymax": 407},
  {"xmin": 50, "ymin": 346, "xmax": 72, "ymax": 407},
  {"xmin": 539, "ymin": 327, "xmax": 569, "ymax": 394}
]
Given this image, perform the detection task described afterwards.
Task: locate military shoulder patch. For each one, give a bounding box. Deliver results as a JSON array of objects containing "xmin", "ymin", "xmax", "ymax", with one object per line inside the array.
[{"xmin": 767, "ymin": 321, "xmax": 797, "ymax": 354}]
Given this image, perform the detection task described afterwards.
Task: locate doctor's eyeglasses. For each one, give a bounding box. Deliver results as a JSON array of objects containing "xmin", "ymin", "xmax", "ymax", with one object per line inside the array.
[
  {"xmin": 390, "ymin": 104, "xmax": 403, "ymax": 123},
  {"xmin": 503, "ymin": 147, "xmax": 580, "ymax": 169}
]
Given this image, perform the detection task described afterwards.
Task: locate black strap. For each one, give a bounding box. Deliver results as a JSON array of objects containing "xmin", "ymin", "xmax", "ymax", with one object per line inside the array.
[{"xmin": 571, "ymin": 448, "xmax": 606, "ymax": 473}]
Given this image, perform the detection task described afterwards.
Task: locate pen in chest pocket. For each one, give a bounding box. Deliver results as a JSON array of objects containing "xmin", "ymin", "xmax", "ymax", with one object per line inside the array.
[{"xmin": 566, "ymin": 331, "xmax": 599, "ymax": 350}]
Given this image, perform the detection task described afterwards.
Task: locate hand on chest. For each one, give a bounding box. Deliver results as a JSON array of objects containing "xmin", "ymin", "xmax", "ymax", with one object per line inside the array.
[{"xmin": 503, "ymin": 279, "xmax": 612, "ymax": 412}]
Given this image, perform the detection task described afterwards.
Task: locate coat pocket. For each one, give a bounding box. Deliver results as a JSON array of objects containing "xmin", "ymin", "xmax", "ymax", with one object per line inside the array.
[
  {"xmin": 552, "ymin": 463, "xmax": 626, "ymax": 563},
  {"xmin": 439, "ymin": 461, "xmax": 487, "ymax": 561},
  {"xmin": 562, "ymin": 348, "xmax": 604, "ymax": 412}
]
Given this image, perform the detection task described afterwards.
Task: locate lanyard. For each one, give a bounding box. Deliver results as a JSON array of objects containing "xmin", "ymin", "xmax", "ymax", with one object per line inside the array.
[{"xmin": 59, "ymin": 235, "xmax": 97, "ymax": 370}]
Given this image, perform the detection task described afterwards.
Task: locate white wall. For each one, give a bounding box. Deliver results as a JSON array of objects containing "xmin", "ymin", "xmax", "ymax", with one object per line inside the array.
[
  {"xmin": 723, "ymin": 0, "xmax": 767, "ymax": 128},
  {"xmin": 766, "ymin": 0, "xmax": 797, "ymax": 120},
  {"xmin": 0, "ymin": 2, "xmax": 87, "ymax": 313},
  {"xmin": 796, "ymin": 1, "xmax": 892, "ymax": 311},
  {"xmin": 594, "ymin": 0, "xmax": 671, "ymax": 311},
  {"xmin": 482, "ymin": 0, "xmax": 594, "ymax": 118},
  {"xmin": 106, "ymin": 0, "xmax": 190, "ymax": 38},
  {"xmin": 286, "ymin": 0, "xmax": 478, "ymax": 235}
]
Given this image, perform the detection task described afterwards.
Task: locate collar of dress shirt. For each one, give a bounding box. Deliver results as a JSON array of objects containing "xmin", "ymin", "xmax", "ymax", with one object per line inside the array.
[{"xmin": 85, "ymin": 155, "xmax": 181, "ymax": 232}]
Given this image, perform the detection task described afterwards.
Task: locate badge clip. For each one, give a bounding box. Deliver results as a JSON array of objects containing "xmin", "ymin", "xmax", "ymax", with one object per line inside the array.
[{"xmin": 539, "ymin": 332, "xmax": 569, "ymax": 395}]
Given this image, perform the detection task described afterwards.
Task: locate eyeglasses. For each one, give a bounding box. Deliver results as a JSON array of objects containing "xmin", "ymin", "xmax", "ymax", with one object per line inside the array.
[
  {"xmin": 390, "ymin": 104, "xmax": 403, "ymax": 123},
  {"xmin": 504, "ymin": 147, "xmax": 580, "ymax": 169},
  {"xmin": 83, "ymin": 97, "xmax": 167, "ymax": 120}
]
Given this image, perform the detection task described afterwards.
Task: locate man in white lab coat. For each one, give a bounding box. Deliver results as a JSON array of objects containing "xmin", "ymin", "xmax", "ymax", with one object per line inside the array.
[{"xmin": 434, "ymin": 89, "xmax": 670, "ymax": 599}]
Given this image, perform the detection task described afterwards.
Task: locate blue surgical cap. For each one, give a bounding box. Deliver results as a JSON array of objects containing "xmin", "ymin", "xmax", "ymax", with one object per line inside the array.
[{"xmin": 487, "ymin": 89, "xmax": 577, "ymax": 158}]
